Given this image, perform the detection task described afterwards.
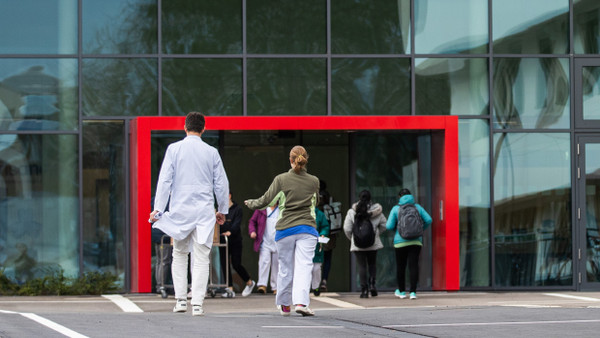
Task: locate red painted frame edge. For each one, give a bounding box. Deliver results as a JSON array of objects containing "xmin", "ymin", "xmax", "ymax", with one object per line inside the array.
[{"xmin": 130, "ymin": 116, "xmax": 459, "ymax": 292}]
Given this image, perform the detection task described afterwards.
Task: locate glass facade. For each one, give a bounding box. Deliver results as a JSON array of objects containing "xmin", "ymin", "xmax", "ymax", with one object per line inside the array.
[{"xmin": 2, "ymin": 0, "xmax": 599, "ymax": 292}]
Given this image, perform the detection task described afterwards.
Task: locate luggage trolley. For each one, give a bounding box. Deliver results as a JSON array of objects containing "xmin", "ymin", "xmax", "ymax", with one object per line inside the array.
[
  {"xmin": 156, "ymin": 234, "xmax": 174, "ymax": 299},
  {"xmin": 207, "ymin": 223, "xmax": 232, "ymax": 298}
]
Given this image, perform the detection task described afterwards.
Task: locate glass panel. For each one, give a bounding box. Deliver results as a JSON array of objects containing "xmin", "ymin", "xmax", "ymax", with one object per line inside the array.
[
  {"xmin": 582, "ymin": 66, "xmax": 600, "ymax": 120},
  {"xmin": 162, "ymin": 0, "xmax": 242, "ymax": 54},
  {"xmin": 82, "ymin": 0, "xmax": 157, "ymax": 54},
  {"xmin": 459, "ymin": 120, "xmax": 490, "ymax": 287},
  {"xmin": 332, "ymin": 58, "xmax": 410, "ymax": 115},
  {"xmin": 584, "ymin": 143, "xmax": 600, "ymax": 283},
  {"xmin": 247, "ymin": 0, "xmax": 326, "ymax": 54},
  {"xmin": 82, "ymin": 58, "xmax": 158, "ymax": 117},
  {"xmin": 416, "ymin": 58, "xmax": 488, "ymax": 115},
  {"xmin": 415, "ymin": 0, "xmax": 488, "ymax": 54},
  {"xmin": 492, "ymin": 0, "xmax": 569, "ymax": 54},
  {"xmin": 574, "ymin": 0, "xmax": 600, "ymax": 54},
  {"xmin": 355, "ymin": 132, "xmax": 432, "ymax": 290},
  {"xmin": 493, "ymin": 58, "xmax": 570, "ymax": 129},
  {"xmin": 331, "ymin": 0, "xmax": 410, "ymax": 54},
  {"xmin": 82, "ymin": 121, "xmax": 125, "ymax": 289},
  {"xmin": 162, "ymin": 59, "xmax": 242, "ymax": 116},
  {"xmin": 0, "ymin": 134, "xmax": 79, "ymax": 283},
  {"xmin": 0, "ymin": 0, "xmax": 77, "ymax": 54},
  {"xmin": 493, "ymin": 133, "xmax": 572, "ymax": 287},
  {"xmin": 247, "ymin": 59, "xmax": 326, "ymax": 115},
  {"xmin": 0, "ymin": 59, "xmax": 78, "ymax": 131}
]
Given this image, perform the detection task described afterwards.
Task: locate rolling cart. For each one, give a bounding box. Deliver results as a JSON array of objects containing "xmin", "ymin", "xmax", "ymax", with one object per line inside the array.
[{"xmin": 207, "ymin": 233, "xmax": 232, "ymax": 298}]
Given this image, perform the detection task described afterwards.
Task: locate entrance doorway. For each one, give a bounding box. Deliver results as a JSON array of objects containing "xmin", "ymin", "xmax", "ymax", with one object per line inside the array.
[{"xmin": 130, "ymin": 116, "xmax": 458, "ymax": 293}]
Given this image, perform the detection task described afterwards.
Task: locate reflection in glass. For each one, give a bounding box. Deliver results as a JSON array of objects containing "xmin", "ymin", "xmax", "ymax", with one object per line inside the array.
[
  {"xmin": 459, "ymin": 120, "xmax": 490, "ymax": 287},
  {"xmin": 162, "ymin": 0, "xmax": 242, "ymax": 54},
  {"xmin": 355, "ymin": 132, "xmax": 432, "ymax": 290},
  {"xmin": 82, "ymin": 0, "xmax": 157, "ymax": 54},
  {"xmin": 415, "ymin": 0, "xmax": 488, "ymax": 54},
  {"xmin": 82, "ymin": 121, "xmax": 125, "ymax": 289},
  {"xmin": 83, "ymin": 58, "xmax": 158, "ymax": 116},
  {"xmin": 494, "ymin": 133, "xmax": 571, "ymax": 286},
  {"xmin": 247, "ymin": 59, "xmax": 326, "ymax": 115},
  {"xmin": 416, "ymin": 58, "xmax": 488, "ymax": 115},
  {"xmin": 162, "ymin": 59, "xmax": 242, "ymax": 116},
  {"xmin": 0, "ymin": 134, "xmax": 79, "ymax": 283},
  {"xmin": 331, "ymin": 0, "xmax": 410, "ymax": 54},
  {"xmin": 585, "ymin": 144, "xmax": 600, "ymax": 283},
  {"xmin": 332, "ymin": 58, "xmax": 410, "ymax": 115},
  {"xmin": 582, "ymin": 66, "xmax": 600, "ymax": 120},
  {"xmin": 247, "ymin": 0, "xmax": 326, "ymax": 54},
  {"xmin": 0, "ymin": 59, "xmax": 78, "ymax": 131},
  {"xmin": 492, "ymin": 0, "xmax": 569, "ymax": 54},
  {"xmin": 574, "ymin": 0, "xmax": 600, "ymax": 54},
  {"xmin": 0, "ymin": 0, "xmax": 77, "ymax": 54},
  {"xmin": 493, "ymin": 58, "xmax": 570, "ymax": 129}
]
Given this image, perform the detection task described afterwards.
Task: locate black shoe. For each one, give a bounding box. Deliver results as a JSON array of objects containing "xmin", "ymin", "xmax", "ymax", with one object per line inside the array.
[
  {"xmin": 313, "ymin": 288, "xmax": 320, "ymax": 296},
  {"xmin": 360, "ymin": 287, "xmax": 369, "ymax": 298},
  {"xmin": 369, "ymin": 277, "xmax": 378, "ymax": 297},
  {"xmin": 320, "ymin": 280, "xmax": 327, "ymax": 292}
]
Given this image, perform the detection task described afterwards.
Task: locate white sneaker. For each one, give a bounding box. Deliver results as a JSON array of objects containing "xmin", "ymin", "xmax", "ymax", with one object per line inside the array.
[
  {"xmin": 173, "ymin": 299, "xmax": 187, "ymax": 313},
  {"xmin": 295, "ymin": 305, "xmax": 314, "ymax": 317},
  {"xmin": 410, "ymin": 292, "xmax": 417, "ymax": 300},
  {"xmin": 221, "ymin": 289, "xmax": 235, "ymax": 298},
  {"xmin": 242, "ymin": 280, "xmax": 256, "ymax": 297},
  {"xmin": 192, "ymin": 305, "xmax": 204, "ymax": 316}
]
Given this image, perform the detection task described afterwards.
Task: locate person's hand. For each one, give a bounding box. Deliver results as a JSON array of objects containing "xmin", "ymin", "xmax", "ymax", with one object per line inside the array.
[
  {"xmin": 244, "ymin": 200, "xmax": 249, "ymax": 206},
  {"xmin": 216, "ymin": 212, "xmax": 226, "ymax": 225},
  {"xmin": 250, "ymin": 232, "xmax": 257, "ymax": 239},
  {"xmin": 223, "ymin": 231, "xmax": 231, "ymax": 237},
  {"xmin": 149, "ymin": 210, "xmax": 159, "ymax": 223}
]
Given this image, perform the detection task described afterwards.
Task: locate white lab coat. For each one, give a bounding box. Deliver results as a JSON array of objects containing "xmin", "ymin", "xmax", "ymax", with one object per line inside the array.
[{"xmin": 152, "ymin": 135, "xmax": 229, "ymax": 247}]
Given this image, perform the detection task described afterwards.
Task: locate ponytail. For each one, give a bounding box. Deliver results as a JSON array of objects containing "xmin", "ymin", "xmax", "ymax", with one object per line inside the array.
[{"xmin": 289, "ymin": 145, "xmax": 308, "ymax": 173}]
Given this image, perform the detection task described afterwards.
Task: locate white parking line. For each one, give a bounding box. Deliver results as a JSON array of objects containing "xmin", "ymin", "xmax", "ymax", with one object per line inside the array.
[
  {"xmin": 102, "ymin": 294, "xmax": 144, "ymax": 313},
  {"xmin": 384, "ymin": 319, "xmax": 600, "ymax": 328},
  {"xmin": 262, "ymin": 325, "xmax": 344, "ymax": 329},
  {"xmin": 544, "ymin": 293, "xmax": 600, "ymax": 302},
  {"xmin": 311, "ymin": 295, "xmax": 364, "ymax": 309},
  {"xmin": 0, "ymin": 310, "xmax": 88, "ymax": 338}
]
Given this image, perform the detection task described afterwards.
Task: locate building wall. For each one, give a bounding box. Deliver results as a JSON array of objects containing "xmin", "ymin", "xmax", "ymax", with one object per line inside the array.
[{"xmin": 1, "ymin": 0, "xmax": 599, "ymax": 291}]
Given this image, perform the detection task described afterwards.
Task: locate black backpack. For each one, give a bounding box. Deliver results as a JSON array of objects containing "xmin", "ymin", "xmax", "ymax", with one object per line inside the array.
[
  {"xmin": 352, "ymin": 214, "xmax": 375, "ymax": 248},
  {"xmin": 397, "ymin": 204, "xmax": 424, "ymax": 239}
]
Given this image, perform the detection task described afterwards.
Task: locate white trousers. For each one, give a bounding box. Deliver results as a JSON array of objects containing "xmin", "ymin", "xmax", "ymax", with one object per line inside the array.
[
  {"xmin": 257, "ymin": 246, "xmax": 278, "ymax": 290},
  {"xmin": 275, "ymin": 233, "xmax": 317, "ymax": 307},
  {"xmin": 311, "ymin": 262, "xmax": 322, "ymax": 290},
  {"xmin": 172, "ymin": 230, "xmax": 210, "ymax": 306}
]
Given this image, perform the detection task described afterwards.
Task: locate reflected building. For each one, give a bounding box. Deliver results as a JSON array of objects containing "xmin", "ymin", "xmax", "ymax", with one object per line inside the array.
[{"xmin": 1, "ymin": 0, "xmax": 600, "ymax": 292}]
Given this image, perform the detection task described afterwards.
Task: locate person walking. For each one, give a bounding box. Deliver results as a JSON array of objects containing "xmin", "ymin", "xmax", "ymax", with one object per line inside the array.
[
  {"xmin": 311, "ymin": 207, "xmax": 330, "ymax": 296},
  {"xmin": 343, "ymin": 190, "xmax": 387, "ymax": 298},
  {"xmin": 244, "ymin": 145, "xmax": 319, "ymax": 317},
  {"xmin": 219, "ymin": 192, "xmax": 256, "ymax": 298},
  {"xmin": 150, "ymin": 112, "xmax": 229, "ymax": 316},
  {"xmin": 386, "ymin": 188, "xmax": 432, "ymax": 300},
  {"xmin": 249, "ymin": 203, "xmax": 279, "ymax": 295}
]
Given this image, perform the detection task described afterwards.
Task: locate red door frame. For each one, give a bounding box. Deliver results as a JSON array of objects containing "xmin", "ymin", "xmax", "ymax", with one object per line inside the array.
[{"xmin": 129, "ymin": 115, "xmax": 459, "ymax": 293}]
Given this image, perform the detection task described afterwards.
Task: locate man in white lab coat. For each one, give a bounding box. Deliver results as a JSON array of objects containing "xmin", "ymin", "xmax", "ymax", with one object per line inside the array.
[{"xmin": 150, "ymin": 112, "xmax": 229, "ymax": 317}]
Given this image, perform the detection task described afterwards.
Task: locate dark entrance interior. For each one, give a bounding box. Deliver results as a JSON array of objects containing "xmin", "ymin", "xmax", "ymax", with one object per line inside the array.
[{"xmin": 150, "ymin": 130, "xmax": 433, "ymax": 292}]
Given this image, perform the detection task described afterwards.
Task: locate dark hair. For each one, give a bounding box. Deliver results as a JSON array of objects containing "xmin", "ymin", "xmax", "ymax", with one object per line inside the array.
[
  {"xmin": 185, "ymin": 112, "xmax": 206, "ymax": 133},
  {"xmin": 356, "ymin": 190, "xmax": 371, "ymax": 219},
  {"xmin": 398, "ymin": 188, "xmax": 411, "ymax": 197}
]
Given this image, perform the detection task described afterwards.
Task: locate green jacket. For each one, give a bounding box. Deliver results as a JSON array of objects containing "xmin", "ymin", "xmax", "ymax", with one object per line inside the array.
[
  {"xmin": 314, "ymin": 208, "xmax": 330, "ymax": 263},
  {"xmin": 246, "ymin": 168, "xmax": 319, "ymax": 231}
]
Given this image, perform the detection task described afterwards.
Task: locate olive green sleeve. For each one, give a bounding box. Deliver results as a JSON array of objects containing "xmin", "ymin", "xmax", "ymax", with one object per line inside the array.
[{"xmin": 246, "ymin": 176, "xmax": 282, "ymax": 210}]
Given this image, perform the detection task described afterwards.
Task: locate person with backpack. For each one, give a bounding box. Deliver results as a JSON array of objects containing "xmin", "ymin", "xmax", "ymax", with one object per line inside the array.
[
  {"xmin": 343, "ymin": 190, "xmax": 387, "ymax": 298},
  {"xmin": 386, "ymin": 188, "xmax": 432, "ymax": 300}
]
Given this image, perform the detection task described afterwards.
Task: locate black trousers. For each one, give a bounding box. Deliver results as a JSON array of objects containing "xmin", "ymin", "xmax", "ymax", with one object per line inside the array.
[
  {"xmin": 395, "ymin": 245, "xmax": 422, "ymax": 293},
  {"xmin": 219, "ymin": 240, "xmax": 250, "ymax": 287},
  {"xmin": 354, "ymin": 250, "xmax": 377, "ymax": 288}
]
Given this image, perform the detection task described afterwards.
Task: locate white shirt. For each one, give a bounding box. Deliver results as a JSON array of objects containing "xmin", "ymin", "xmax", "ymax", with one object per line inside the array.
[
  {"xmin": 152, "ymin": 135, "xmax": 229, "ymax": 247},
  {"xmin": 262, "ymin": 206, "xmax": 279, "ymax": 251}
]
